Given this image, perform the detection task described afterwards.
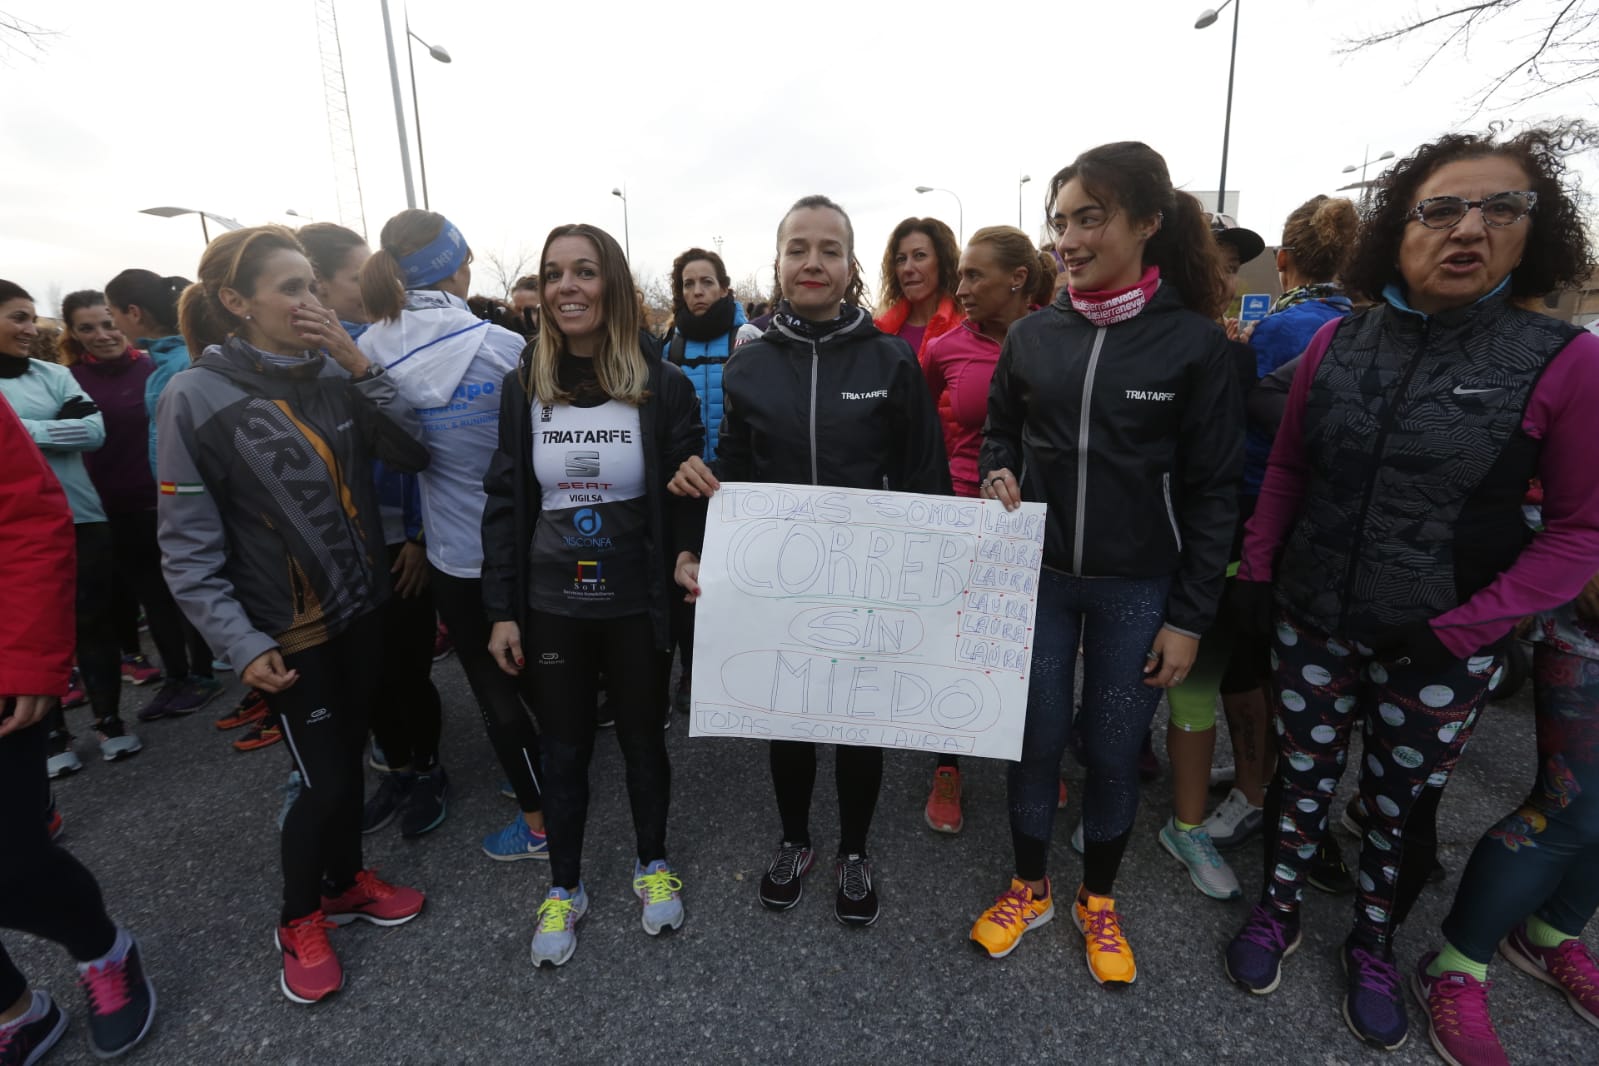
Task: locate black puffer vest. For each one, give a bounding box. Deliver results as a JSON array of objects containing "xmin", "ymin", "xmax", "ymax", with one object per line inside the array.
[{"xmin": 1275, "ymin": 293, "xmax": 1581, "ymax": 645}]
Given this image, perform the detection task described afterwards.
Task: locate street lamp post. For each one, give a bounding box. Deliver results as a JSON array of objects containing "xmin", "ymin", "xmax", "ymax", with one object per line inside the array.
[
  {"xmin": 405, "ymin": 14, "xmax": 451, "ymax": 211},
  {"xmin": 914, "ymin": 185, "xmax": 963, "ymax": 243},
  {"xmin": 611, "ymin": 187, "xmax": 631, "ymax": 262},
  {"xmin": 1018, "ymin": 174, "xmax": 1032, "ymax": 230},
  {"xmin": 1194, "ymin": 0, "xmax": 1240, "ymax": 215},
  {"xmin": 139, "ymin": 206, "xmax": 243, "ymax": 245},
  {"xmin": 1341, "ymin": 147, "xmax": 1395, "ymax": 207},
  {"xmin": 379, "ymin": 0, "xmax": 417, "ymax": 209}
]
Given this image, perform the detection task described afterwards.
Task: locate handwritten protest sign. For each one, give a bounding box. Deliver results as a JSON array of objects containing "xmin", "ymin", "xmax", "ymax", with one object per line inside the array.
[{"xmin": 690, "ymin": 483, "xmax": 1047, "ymax": 760}]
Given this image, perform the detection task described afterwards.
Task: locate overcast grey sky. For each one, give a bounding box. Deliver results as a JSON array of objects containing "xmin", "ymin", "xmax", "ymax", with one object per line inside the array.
[{"xmin": 2, "ymin": 0, "xmax": 1595, "ymax": 311}]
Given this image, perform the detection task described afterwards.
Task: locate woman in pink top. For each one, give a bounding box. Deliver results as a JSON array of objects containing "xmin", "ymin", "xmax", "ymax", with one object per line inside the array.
[{"xmin": 917, "ymin": 226, "xmax": 1057, "ymax": 832}]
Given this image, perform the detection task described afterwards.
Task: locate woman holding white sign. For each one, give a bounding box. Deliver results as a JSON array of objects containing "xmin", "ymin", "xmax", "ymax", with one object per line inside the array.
[
  {"xmin": 970, "ymin": 142, "xmax": 1243, "ymax": 985},
  {"xmin": 482, "ymin": 223, "xmax": 704, "ymax": 969},
  {"xmin": 670, "ymin": 194, "xmax": 951, "ymax": 927}
]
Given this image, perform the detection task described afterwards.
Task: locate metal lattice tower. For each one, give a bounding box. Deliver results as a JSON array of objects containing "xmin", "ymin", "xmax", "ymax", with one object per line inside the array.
[{"xmin": 313, "ymin": 0, "xmax": 367, "ymax": 237}]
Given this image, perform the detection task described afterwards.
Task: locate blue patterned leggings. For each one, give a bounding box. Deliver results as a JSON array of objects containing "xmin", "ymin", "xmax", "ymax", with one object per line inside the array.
[{"xmin": 1262, "ymin": 611, "xmax": 1499, "ymax": 946}]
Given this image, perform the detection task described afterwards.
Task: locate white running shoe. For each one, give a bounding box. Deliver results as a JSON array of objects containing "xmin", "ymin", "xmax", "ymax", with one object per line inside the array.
[
  {"xmin": 530, "ymin": 884, "xmax": 589, "ymax": 968},
  {"xmin": 633, "ymin": 859, "xmax": 685, "ymax": 935},
  {"xmin": 1203, "ymin": 788, "xmax": 1264, "ymax": 850},
  {"xmin": 1159, "ymin": 818, "xmax": 1242, "ymax": 900}
]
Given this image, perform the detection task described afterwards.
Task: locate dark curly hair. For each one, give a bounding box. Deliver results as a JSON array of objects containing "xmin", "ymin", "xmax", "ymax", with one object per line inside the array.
[
  {"xmin": 876, "ymin": 217, "xmax": 960, "ymax": 314},
  {"xmin": 1344, "ymin": 121, "xmax": 1596, "ymax": 303}
]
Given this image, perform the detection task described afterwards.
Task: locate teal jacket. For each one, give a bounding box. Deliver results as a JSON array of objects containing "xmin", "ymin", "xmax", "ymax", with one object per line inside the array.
[{"xmin": 143, "ymin": 334, "xmax": 190, "ymax": 476}]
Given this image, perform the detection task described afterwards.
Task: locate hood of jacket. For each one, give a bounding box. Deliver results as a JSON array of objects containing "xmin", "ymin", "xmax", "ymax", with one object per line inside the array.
[
  {"xmin": 358, "ymin": 290, "xmax": 493, "ymax": 408},
  {"xmin": 195, "ymin": 336, "xmax": 333, "ymax": 394},
  {"xmin": 770, "ymin": 303, "xmax": 880, "ymax": 349}
]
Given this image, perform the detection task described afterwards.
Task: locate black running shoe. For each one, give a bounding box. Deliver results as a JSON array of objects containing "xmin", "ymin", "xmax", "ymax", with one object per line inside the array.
[
  {"xmin": 758, "ymin": 841, "xmax": 815, "ymax": 911},
  {"xmin": 400, "ymin": 766, "xmax": 449, "ymax": 838},
  {"xmin": 834, "ymin": 853, "xmax": 879, "ymax": 927},
  {"xmin": 361, "ymin": 772, "xmax": 412, "ymax": 835},
  {"xmin": 1307, "ymin": 840, "xmax": 1355, "ymax": 895},
  {"xmin": 0, "ymin": 991, "xmax": 68, "ymax": 1066},
  {"xmin": 78, "ymin": 933, "xmax": 156, "ymax": 1058}
]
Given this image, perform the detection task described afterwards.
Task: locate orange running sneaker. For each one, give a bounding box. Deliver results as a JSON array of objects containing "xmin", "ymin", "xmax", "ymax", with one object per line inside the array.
[
  {"xmin": 924, "ymin": 767, "xmax": 963, "ymax": 833},
  {"xmin": 1074, "ymin": 890, "xmax": 1137, "ymax": 985},
  {"xmin": 971, "ymin": 878, "xmax": 1053, "ymax": 959}
]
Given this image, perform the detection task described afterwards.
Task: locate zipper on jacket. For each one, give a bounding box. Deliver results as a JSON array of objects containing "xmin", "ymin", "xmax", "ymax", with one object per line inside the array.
[
  {"xmin": 1072, "ymin": 328, "xmax": 1109, "ymax": 574},
  {"xmin": 1162, "ymin": 472, "xmax": 1183, "ymax": 551},
  {"xmin": 1336, "ymin": 322, "xmax": 1429, "ymax": 635},
  {"xmin": 808, "ymin": 341, "xmax": 820, "ymax": 486}
]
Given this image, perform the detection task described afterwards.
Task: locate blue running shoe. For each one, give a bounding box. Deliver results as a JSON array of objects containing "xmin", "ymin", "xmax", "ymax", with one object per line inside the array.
[
  {"xmin": 1343, "ymin": 937, "xmax": 1409, "ymax": 1050},
  {"xmin": 1225, "ymin": 904, "xmax": 1301, "ymax": 994},
  {"xmin": 633, "ymin": 859, "xmax": 685, "ymax": 935},
  {"xmin": 482, "ymin": 814, "xmax": 549, "ymax": 862},
  {"xmin": 530, "ymin": 884, "xmax": 587, "ymax": 968},
  {"xmin": 499, "ymin": 779, "xmax": 517, "ymax": 800}
]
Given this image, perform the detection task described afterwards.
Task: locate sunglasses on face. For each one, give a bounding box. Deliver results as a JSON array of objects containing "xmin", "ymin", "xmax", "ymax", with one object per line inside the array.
[{"xmin": 1409, "ymin": 190, "xmax": 1538, "ymax": 230}]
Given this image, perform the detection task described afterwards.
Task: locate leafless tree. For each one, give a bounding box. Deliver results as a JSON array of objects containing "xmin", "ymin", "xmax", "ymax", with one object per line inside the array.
[
  {"xmin": 1342, "ymin": 1, "xmax": 1599, "ymax": 115},
  {"xmin": 734, "ymin": 269, "xmax": 770, "ymax": 305},
  {"xmin": 480, "ymin": 247, "xmax": 537, "ymax": 301},
  {"xmin": 0, "ymin": 10, "xmax": 55, "ymax": 62}
]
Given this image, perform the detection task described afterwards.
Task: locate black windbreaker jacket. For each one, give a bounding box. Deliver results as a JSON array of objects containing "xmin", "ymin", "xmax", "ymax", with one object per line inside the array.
[
  {"xmin": 690, "ymin": 307, "xmax": 950, "ymax": 545},
  {"xmin": 978, "ymin": 283, "xmax": 1243, "ymax": 636}
]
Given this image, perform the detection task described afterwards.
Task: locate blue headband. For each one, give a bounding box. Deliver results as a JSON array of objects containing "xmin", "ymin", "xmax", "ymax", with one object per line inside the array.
[{"xmin": 397, "ymin": 219, "xmax": 468, "ymax": 288}]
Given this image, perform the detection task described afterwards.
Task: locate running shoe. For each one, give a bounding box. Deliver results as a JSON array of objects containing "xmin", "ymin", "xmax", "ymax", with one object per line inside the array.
[
  {"xmin": 835, "ymin": 853, "xmax": 879, "ymax": 927},
  {"xmin": 77, "ymin": 931, "xmax": 156, "ymax": 1058},
  {"xmin": 1225, "ymin": 905, "xmax": 1301, "ymax": 994},
  {"xmin": 46, "ymin": 731, "xmax": 81, "ymax": 780},
  {"xmin": 45, "ymin": 796, "xmax": 63, "ymax": 842},
  {"xmin": 215, "ymin": 689, "xmax": 268, "ymax": 731},
  {"xmin": 0, "ymin": 991, "xmax": 68, "ymax": 1066},
  {"xmin": 499, "ymin": 779, "xmax": 517, "ymax": 800},
  {"xmin": 277, "ymin": 771, "xmax": 301, "ymax": 831},
  {"xmin": 924, "ymin": 766, "xmax": 963, "ymax": 833},
  {"xmin": 970, "ymin": 878, "xmax": 1053, "ymax": 959},
  {"xmin": 233, "ymin": 719, "xmax": 282, "ymax": 752},
  {"xmin": 135, "ymin": 680, "xmax": 184, "ymax": 722},
  {"xmin": 1073, "ymin": 892, "xmax": 1136, "ymax": 985},
  {"xmin": 321, "ymin": 869, "xmax": 425, "ymax": 927},
  {"xmin": 361, "ymin": 772, "xmax": 412, "ymax": 834},
  {"xmin": 164, "ymin": 676, "xmax": 222, "ymax": 715},
  {"xmin": 1209, "ymin": 763, "xmax": 1236, "ymax": 790},
  {"xmin": 1500, "ymin": 922, "xmax": 1599, "ymax": 1028},
  {"xmin": 275, "ymin": 912, "xmax": 341, "ymax": 1004},
  {"xmin": 1070, "ymin": 820, "xmax": 1083, "ymax": 855},
  {"xmin": 367, "ymin": 737, "xmax": 390, "ymax": 773},
  {"xmin": 95, "ymin": 719, "xmax": 142, "ymax": 762},
  {"xmin": 211, "ymin": 659, "xmax": 232, "ymax": 672},
  {"xmin": 633, "ymin": 859, "xmax": 685, "ymax": 935},
  {"xmin": 400, "ymin": 766, "xmax": 449, "ymax": 838},
  {"xmin": 62, "ymin": 670, "xmax": 87, "ymax": 710},
  {"xmin": 1202, "ymin": 788, "xmax": 1263, "ymax": 850},
  {"xmin": 119, "ymin": 654, "xmax": 161, "ymax": 686},
  {"xmin": 482, "ymin": 814, "xmax": 549, "ymax": 861},
  {"xmin": 1158, "ymin": 818, "xmax": 1241, "ymax": 900},
  {"xmin": 758, "ymin": 841, "xmax": 815, "ymax": 911},
  {"xmin": 1307, "ymin": 841, "xmax": 1355, "ymax": 895},
  {"xmin": 1412, "ymin": 952, "xmax": 1508, "ymax": 1066},
  {"xmin": 1343, "ymin": 937, "xmax": 1409, "ymax": 1050},
  {"xmin": 432, "ymin": 622, "xmax": 453, "ymax": 661},
  {"xmin": 530, "ymin": 884, "xmax": 588, "ymax": 968}
]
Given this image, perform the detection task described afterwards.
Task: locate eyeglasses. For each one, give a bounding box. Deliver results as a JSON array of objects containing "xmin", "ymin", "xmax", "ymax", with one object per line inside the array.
[{"xmin": 1410, "ymin": 191, "xmax": 1538, "ymax": 230}]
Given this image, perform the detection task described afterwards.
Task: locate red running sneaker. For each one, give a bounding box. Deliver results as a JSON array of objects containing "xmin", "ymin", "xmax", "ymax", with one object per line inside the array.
[
  {"xmin": 119, "ymin": 654, "xmax": 162, "ymax": 686},
  {"xmin": 432, "ymin": 621, "xmax": 454, "ymax": 661},
  {"xmin": 216, "ymin": 690, "xmax": 269, "ymax": 731},
  {"xmin": 321, "ymin": 869, "xmax": 425, "ymax": 927},
  {"xmin": 924, "ymin": 767, "xmax": 963, "ymax": 833},
  {"xmin": 275, "ymin": 912, "xmax": 341, "ymax": 1004},
  {"xmin": 63, "ymin": 670, "xmax": 88, "ymax": 710},
  {"xmin": 233, "ymin": 720, "xmax": 282, "ymax": 752}
]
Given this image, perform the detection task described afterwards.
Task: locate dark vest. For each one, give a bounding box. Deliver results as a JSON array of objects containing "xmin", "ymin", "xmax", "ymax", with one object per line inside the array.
[{"xmin": 1275, "ymin": 295, "xmax": 1580, "ymax": 645}]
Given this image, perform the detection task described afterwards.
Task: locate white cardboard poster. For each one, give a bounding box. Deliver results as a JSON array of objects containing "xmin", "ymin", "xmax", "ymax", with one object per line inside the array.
[{"xmin": 689, "ymin": 482, "xmax": 1047, "ymax": 761}]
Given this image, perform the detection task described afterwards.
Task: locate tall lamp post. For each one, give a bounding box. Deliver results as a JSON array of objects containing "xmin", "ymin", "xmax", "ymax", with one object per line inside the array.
[
  {"xmin": 611, "ymin": 187, "xmax": 631, "ymax": 262},
  {"xmin": 139, "ymin": 206, "xmax": 243, "ymax": 245},
  {"xmin": 1018, "ymin": 174, "xmax": 1032, "ymax": 229},
  {"xmin": 914, "ymin": 185, "xmax": 963, "ymax": 243},
  {"xmin": 379, "ymin": 0, "xmax": 417, "ymax": 209},
  {"xmin": 1342, "ymin": 147, "xmax": 1395, "ymax": 207},
  {"xmin": 1194, "ymin": 0, "xmax": 1240, "ymax": 215},
  {"xmin": 405, "ymin": 15, "xmax": 451, "ymax": 211}
]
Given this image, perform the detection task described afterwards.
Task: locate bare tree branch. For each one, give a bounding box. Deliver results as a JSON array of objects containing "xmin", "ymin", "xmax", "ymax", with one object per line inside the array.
[
  {"xmin": 0, "ymin": 10, "xmax": 57, "ymax": 61},
  {"xmin": 480, "ymin": 248, "xmax": 537, "ymax": 302}
]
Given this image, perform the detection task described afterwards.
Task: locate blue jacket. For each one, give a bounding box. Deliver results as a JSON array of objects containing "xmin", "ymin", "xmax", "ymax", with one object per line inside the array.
[
  {"xmin": 142, "ymin": 334, "xmax": 191, "ymax": 476},
  {"xmin": 1242, "ymin": 295, "xmax": 1352, "ymax": 495},
  {"xmin": 669, "ymin": 300, "xmax": 746, "ymax": 460}
]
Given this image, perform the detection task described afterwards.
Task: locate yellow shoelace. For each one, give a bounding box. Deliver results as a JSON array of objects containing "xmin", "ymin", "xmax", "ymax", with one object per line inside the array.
[
  {"xmin": 634, "ymin": 868, "xmax": 683, "ymax": 904},
  {"xmin": 537, "ymin": 896, "xmax": 575, "ymax": 933}
]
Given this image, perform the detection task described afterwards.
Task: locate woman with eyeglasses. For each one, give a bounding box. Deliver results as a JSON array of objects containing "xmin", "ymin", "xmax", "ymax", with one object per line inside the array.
[{"xmin": 1225, "ymin": 124, "xmax": 1599, "ymax": 1055}]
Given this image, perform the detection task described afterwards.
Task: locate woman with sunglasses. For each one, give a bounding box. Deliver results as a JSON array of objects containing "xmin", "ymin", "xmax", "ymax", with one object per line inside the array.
[{"xmin": 1225, "ymin": 125, "xmax": 1599, "ymax": 1054}]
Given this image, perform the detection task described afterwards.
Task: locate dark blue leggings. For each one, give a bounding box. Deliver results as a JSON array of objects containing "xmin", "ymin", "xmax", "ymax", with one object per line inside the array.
[
  {"xmin": 1009, "ymin": 570, "xmax": 1169, "ymax": 889},
  {"xmin": 1442, "ymin": 645, "xmax": 1599, "ymax": 961}
]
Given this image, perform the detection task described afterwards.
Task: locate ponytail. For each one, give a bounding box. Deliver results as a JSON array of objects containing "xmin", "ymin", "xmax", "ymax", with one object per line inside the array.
[
  {"xmin": 1147, "ymin": 191, "xmax": 1230, "ymax": 320},
  {"xmin": 1280, "ymin": 195, "xmax": 1359, "ymax": 283},
  {"xmin": 966, "ymin": 225, "xmax": 1059, "ymax": 308},
  {"xmin": 105, "ymin": 269, "xmax": 189, "ymax": 335},
  {"xmin": 358, "ymin": 247, "xmax": 407, "ymax": 323},
  {"xmin": 178, "ymin": 225, "xmax": 305, "ymax": 358},
  {"xmin": 1030, "ymin": 248, "xmax": 1059, "ymax": 305}
]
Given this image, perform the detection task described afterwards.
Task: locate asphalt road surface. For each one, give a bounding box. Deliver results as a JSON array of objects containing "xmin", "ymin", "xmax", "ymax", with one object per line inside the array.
[{"xmin": 15, "ymin": 645, "xmax": 1597, "ymax": 1066}]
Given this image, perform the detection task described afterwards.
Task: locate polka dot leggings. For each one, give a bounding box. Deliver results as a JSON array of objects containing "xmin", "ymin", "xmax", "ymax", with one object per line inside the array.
[{"xmin": 1263, "ymin": 610, "xmax": 1501, "ymax": 946}]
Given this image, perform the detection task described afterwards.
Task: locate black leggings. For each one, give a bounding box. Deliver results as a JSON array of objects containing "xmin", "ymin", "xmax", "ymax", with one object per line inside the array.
[
  {"xmin": 430, "ymin": 570, "xmax": 542, "ymax": 813},
  {"xmin": 369, "ymin": 544, "xmax": 442, "ymax": 769},
  {"xmin": 50, "ymin": 523, "xmax": 122, "ymax": 735},
  {"xmin": 525, "ymin": 611, "xmax": 671, "ymax": 890},
  {"xmin": 770, "ymin": 742, "xmax": 884, "ymax": 857},
  {"xmin": 106, "ymin": 510, "xmax": 198, "ymax": 678},
  {"xmin": 271, "ymin": 615, "xmax": 381, "ymax": 922},
  {"xmin": 0, "ymin": 717, "xmax": 118, "ymax": 1006}
]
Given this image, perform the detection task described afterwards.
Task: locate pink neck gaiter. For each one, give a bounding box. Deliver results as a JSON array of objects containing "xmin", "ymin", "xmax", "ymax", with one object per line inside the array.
[{"xmin": 1068, "ymin": 266, "xmax": 1162, "ymax": 327}]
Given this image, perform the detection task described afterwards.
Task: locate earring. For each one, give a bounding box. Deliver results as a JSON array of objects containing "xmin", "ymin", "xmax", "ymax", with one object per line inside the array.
[
  {"xmin": 1010, "ymin": 285, "xmax": 1020, "ymax": 293},
  {"xmin": 244, "ymin": 314, "xmax": 252, "ymax": 320}
]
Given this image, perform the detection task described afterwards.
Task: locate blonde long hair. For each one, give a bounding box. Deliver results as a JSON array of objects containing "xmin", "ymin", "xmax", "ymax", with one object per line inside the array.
[{"xmin": 526, "ymin": 224, "xmax": 649, "ymax": 406}]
